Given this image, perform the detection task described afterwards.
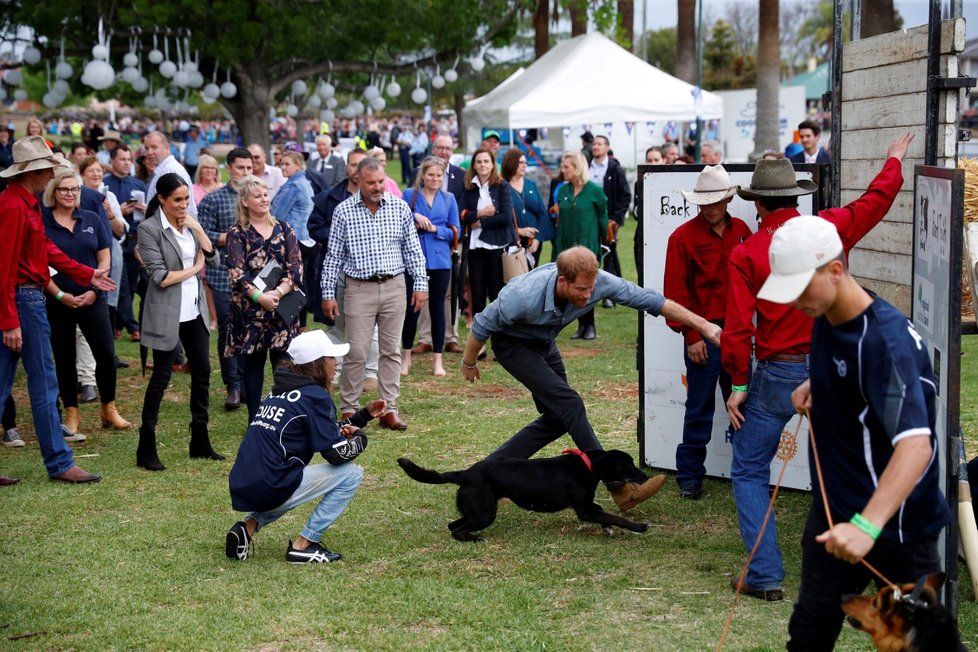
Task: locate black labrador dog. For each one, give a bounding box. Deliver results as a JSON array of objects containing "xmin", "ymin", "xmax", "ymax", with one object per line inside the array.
[{"xmin": 397, "ymin": 449, "xmax": 651, "ymax": 542}]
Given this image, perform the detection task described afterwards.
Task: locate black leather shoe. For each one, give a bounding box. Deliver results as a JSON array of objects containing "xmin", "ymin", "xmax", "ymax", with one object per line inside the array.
[
  {"xmin": 601, "ymin": 299, "xmax": 615, "ymax": 309},
  {"xmin": 730, "ymin": 576, "xmax": 784, "ymax": 602},
  {"xmin": 679, "ymin": 484, "xmax": 702, "ymax": 500},
  {"xmin": 570, "ymin": 325, "xmax": 587, "ymax": 340},
  {"xmin": 224, "ymin": 389, "xmax": 242, "ymax": 411},
  {"xmin": 114, "ymin": 356, "xmax": 129, "ymax": 369},
  {"xmin": 581, "ymin": 325, "xmax": 596, "ymax": 340}
]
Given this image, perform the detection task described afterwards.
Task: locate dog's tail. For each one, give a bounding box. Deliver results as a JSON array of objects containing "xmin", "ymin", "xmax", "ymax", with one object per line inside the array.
[{"xmin": 396, "ymin": 457, "xmax": 462, "ymax": 485}]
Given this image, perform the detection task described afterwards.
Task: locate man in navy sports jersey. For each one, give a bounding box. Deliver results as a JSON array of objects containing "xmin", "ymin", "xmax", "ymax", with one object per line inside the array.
[{"xmin": 757, "ymin": 215, "xmax": 952, "ymax": 650}]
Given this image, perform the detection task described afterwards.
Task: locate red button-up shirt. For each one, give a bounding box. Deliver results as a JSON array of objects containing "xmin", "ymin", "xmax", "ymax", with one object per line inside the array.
[
  {"xmin": 721, "ymin": 157, "xmax": 904, "ymax": 386},
  {"xmin": 664, "ymin": 212, "xmax": 752, "ymax": 344},
  {"xmin": 0, "ymin": 182, "xmax": 95, "ymax": 331}
]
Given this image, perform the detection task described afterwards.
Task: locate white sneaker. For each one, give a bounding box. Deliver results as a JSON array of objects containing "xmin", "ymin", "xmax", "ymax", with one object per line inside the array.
[
  {"xmin": 2, "ymin": 428, "xmax": 25, "ymax": 448},
  {"xmin": 61, "ymin": 423, "xmax": 87, "ymax": 442}
]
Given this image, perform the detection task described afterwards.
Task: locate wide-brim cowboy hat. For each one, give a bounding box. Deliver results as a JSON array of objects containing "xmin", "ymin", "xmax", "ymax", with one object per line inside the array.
[
  {"xmin": 0, "ymin": 136, "xmax": 71, "ymax": 178},
  {"xmin": 681, "ymin": 164, "xmax": 737, "ymax": 205},
  {"xmin": 737, "ymin": 158, "xmax": 817, "ymax": 200}
]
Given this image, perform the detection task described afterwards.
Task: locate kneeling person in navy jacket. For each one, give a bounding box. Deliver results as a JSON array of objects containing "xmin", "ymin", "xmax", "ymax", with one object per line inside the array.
[{"xmin": 225, "ymin": 330, "xmax": 385, "ymax": 563}]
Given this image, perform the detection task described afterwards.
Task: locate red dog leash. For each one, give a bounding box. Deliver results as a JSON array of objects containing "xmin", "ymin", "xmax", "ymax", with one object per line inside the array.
[{"xmin": 562, "ymin": 448, "xmax": 593, "ymax": 473}]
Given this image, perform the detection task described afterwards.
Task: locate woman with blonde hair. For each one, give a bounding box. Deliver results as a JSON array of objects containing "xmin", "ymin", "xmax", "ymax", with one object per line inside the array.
[
  {"xmin": 399, "ymin": 156, "xmax": 460, "ymax": 377},
  {"xmin": 553, "ymin": 151, "xmax": 608, "ymax": 340},
  {"xmin": 42, "ymin": 167, "xmax": 131, "ymax": 435},
  {"xmin": 193, "ymin": 153, "xmax": 222, "ymax": 203},
  {"xmin": 225, "ymin": 175, "xmax": 304, "ymax": 421}
]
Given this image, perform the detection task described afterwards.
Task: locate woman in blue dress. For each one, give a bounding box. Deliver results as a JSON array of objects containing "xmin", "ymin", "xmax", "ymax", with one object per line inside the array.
[{"xmin": 400, "ymin": 156, "xmax": 461, "ymax": 377}]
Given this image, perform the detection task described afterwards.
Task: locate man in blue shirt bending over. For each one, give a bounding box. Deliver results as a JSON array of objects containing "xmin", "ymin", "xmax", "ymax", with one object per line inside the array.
[
  {"xmin": 756, "ymin": 216, "xmax": 951, "ymax": 650},
  {"xmin": 460, "ymin": 246, "xmax": 722, "ymax": 512}
]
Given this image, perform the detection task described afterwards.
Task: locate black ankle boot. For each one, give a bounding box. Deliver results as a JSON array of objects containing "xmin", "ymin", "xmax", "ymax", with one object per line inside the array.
[
  {"xmin": 570, "ymin": 324, "xmax": 588, "ymax": 340},
  {"xmin": 189, "ymin": 423, "xmax": 225, "ymax": 460},
  {"xmin": 136, "ymin": 425, "xmax": 166, "ymax": 471}
]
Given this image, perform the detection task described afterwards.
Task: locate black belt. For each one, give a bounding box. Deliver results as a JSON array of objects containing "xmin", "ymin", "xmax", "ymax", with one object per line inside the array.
[
  {"xmin": 358, "ymin": 273, "xmax": 401, "ymax": 283},
  {"xmin": 16, "ymin": 282, "xmax": 42, "ymax": 290}
]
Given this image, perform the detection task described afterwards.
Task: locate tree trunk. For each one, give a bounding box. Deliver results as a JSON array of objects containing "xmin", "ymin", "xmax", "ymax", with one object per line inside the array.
[
  {"xmin": 223, "ymin": 60, "xmax": 273, "ymax": 152},
  {"xmin": 676, "ymin": 0, "xmax": 696, "ymax": 83},
  {"xmin": 752, "ymin": 0, "xmax": 780, "ymax": 159},
  {"xmin": 617, "ymin": 0, "xmax": 634, "ymax": 51},
  {"xmin": 534, "ymin": 0, "xmax": 550, "ymax": 59},
  {"xmin": 454, "ymin": 87, "xmax": 466, "ymax": 150},
  {"xmin": 861, "ymin": 0, "xmax": 899, "ymax": 38},
  {"xmin": 570, "ymin": 0, "xmax": 587, "ymax": 37}
]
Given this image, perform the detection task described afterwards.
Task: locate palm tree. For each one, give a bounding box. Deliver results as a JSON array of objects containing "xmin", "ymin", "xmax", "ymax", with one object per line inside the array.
[
  {"xmin": 676, "ymin": 0, "xmax": 696, "ymax": 83},
  {"xmin": 752, "ymin": 0, "xmax": 780, "ymax": 159}
]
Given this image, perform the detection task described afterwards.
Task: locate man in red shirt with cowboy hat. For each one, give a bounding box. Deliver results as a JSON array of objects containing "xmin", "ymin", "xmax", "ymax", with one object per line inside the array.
[{"xmin": 0, "ymin": 135, "xmax": 116, "ymax": 485}]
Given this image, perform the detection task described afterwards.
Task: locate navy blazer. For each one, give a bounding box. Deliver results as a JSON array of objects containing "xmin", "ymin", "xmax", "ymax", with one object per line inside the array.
[
  {"xmin": 788, "ymin": 147, "xmax": 830, "ymax": 164},
  {"xmin": 459, "ymin": 180, "xmax": 516, "ymax": 247}
]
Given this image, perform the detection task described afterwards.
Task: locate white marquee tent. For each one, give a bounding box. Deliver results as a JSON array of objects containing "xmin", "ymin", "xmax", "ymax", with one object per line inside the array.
[{"xmin": 462, "ymin": 31, "xmax": 724, "ymax": 161}]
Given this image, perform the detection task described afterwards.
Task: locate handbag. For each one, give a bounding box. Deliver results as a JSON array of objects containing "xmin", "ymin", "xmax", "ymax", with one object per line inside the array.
[
  {"xmin": 501, "ymin": 208, "xmax": 528, "ymax": 283},
  {"xmin": 502, "ymin": 244, "xmax": 529, "ymax": 282}
]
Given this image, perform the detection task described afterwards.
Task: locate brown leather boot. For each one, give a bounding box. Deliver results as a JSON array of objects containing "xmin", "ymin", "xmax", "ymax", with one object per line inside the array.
[
  {"xmin": 64, "ymin": 406, "xmax": 81, "ymax": 435},
  {"xmin": 611, "ymin": 475, "xmax": 668, "ymax": 512},
  {"xmin": 100, "ymin": 401, "xmax": 133, "ymax": 429}
]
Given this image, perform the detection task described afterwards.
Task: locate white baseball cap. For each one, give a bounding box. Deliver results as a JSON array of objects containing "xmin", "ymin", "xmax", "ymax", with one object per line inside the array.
[
  {"xmin": 287, "ymin": 330, "xmax": 349, "ymax": 364},
  {"xmin": 757, "ymin": 215, "xmax": 843, "ymax": 304}
]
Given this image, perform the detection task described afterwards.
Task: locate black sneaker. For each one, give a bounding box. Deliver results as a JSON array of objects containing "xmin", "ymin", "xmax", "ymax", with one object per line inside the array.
[
  {"xmin": 679, "ymin": 484, "xmax": 702, "ymax": 500},
  {"xmin": 286, "ymin": 540, "xmax": 342, "ymax": 564},
  {"xmin": 225, "ymin": 521, "xmax": 251, "ymax": 561}
]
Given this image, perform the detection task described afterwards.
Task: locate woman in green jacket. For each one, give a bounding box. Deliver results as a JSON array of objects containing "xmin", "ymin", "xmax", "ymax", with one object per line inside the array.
[{"xmin": 553, "ymin": 151, "xmax": 608, "ymax": 340}]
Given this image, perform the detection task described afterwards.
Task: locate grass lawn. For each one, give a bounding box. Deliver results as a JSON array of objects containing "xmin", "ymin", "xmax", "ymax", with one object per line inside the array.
[{"xmin": 1, "ymin": 220, "xmax": 976, "ymax": 651}]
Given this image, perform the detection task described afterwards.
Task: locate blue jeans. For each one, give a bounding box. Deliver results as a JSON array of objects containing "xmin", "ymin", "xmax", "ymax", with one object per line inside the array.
[
  {"xmin": 730, "ymin": 360, "xmax": 808, "ymax": 590},
  {"xmin": 675, "ymin": 340, "xmax": 731, "ymax": 489},
  {"xmin": 0, "ymin": 287, "xmax": 76, "ymax": 477},
  {"xmin": 248, "ymin": 462, "xmax": 363, "ymax": 543},
  {"xmin": 209, "ymin": 287, "xmax": 241, "ymax": 392}
]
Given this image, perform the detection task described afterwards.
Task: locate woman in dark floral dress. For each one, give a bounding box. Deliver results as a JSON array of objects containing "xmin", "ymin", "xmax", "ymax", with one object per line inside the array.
[{"xmin": 225, "ymin": 175, "xmax": 304, "ymax": 421}]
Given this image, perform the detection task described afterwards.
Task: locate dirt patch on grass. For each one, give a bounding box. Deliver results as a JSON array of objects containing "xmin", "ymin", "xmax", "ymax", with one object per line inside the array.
[
  {"xmin": 409, "ymin": 380, "xmax": 523, "ymax": 400},
  {"xmin": 558, "ymin": 347, "xmax": 603, "ymax": 359},
  {"xmin": 592, "ymin": 382, "xmax": 639, "ymax": 400}
]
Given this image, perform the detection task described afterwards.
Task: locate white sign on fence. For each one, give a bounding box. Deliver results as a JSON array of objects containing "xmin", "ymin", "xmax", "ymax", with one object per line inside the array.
[{"xmin": 639, "ymin": 165, "xmax": 816, "ymax": 490}]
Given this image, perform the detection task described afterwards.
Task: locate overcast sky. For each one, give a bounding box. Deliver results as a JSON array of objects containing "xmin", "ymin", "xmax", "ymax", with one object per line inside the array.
[{"xmin": 640, "ymin": 1, "xmax": 978, "ymax": 39}]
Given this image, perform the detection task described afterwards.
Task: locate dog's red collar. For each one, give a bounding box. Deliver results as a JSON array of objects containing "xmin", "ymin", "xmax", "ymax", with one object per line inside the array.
[{"xmin": 562, "ymin": 448, "xmax": 593, "ymax": 473}]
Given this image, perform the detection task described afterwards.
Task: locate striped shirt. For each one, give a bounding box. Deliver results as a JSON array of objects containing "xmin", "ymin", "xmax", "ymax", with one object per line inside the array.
[{"xmin": 321, "ymin": 191, "xmax": 428, "ymax": 300}]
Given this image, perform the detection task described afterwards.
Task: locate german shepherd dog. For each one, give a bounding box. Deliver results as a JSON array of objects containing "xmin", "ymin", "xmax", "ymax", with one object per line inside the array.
[
  {"xmin": 397, "ymin": 449, "xmax": 651, "ymax": 542},
  {"xmin": 841, "ymin": 572, "xmax": 968, "ymax": 651}
]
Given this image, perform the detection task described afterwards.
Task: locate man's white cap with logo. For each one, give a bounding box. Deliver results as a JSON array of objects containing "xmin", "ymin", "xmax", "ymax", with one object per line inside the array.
[
  {"xmin": 287, "ymin": 330, "xmax": 349, "ymax": 364},
  {"xmin": 757, "ymin": 215, "xmax": 843, "ymax": 304}
]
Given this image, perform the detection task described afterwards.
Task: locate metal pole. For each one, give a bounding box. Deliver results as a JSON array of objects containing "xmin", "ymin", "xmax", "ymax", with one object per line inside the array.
[
  {"xmin": 924, "ymin": 0, "xmax": 941, "ymax": 166},
  {"xmin": 829, "ymin": 0, "xmax": 844, "ymax": 206},
  {"xmin": 694, "ymin": 0, "xmax": 703, "ymax": 162}
]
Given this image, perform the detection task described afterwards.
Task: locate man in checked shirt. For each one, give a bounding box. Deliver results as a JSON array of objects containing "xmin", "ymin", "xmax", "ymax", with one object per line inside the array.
[{"xmin": 321, "ymin": 157, "xmax": 428, "ymax": 431}]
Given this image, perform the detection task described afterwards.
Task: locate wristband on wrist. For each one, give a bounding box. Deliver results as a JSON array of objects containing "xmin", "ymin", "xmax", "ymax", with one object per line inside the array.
[
  {"xmin": 55, "ymin": 291, "xmax": 64, "ymax": 302},
  {"xmin": 731, "ymin": 384, "xmax": 748, "ymax": 392},
  {"xmin": 461, "ymin": 360, "xmax": 478, "ymax": 369},
  {"xmin": 251, "ymin": 290, "xmax": 262, "ymax": 303},
  {"xmin": 850, "ymin": 512, "xmax": 881, "ymax": 540}
]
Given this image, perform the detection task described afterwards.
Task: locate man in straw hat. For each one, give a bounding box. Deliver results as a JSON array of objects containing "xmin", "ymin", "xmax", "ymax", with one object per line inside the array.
[
  {"xmin": 758, "ymin": 215, "xmax": 950, "ymax": 649},
  {"xmin": 722, "ymin": 132, "xmax": 914, "ymax": 601},
  {"xmin": 0, "ymin": 135, "xmax": 117, "ymax": 484},
  {"xmin": 664, "ymin": 165, "xmax": 751, "ymax": 501}
]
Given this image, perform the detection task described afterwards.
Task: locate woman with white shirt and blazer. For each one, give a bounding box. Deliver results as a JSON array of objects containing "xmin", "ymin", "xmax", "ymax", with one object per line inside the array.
[
  {"xmin": 136, "ymin": 172, "xmax": 223, "ymax": 471},
  {"xmin": 459, "ymin": 148, "xmax": 515, "ymax": 318}
]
